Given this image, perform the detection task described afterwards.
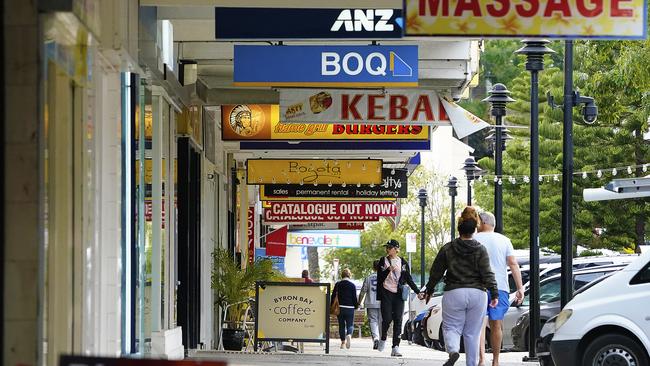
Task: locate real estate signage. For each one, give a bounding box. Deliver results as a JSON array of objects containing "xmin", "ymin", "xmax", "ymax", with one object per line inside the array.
[
  {"xmin": 221, "ymin": 104, "xmax": 429, "ymax": 141},
  {"xmin": 215, "ymin": 7, "xmax": 404, "ymax": 39},
  {"xmin": 405, "ymin": 0, "xmax": 647, "ymax": 39},
  {"xmin": 247, "ymin": 159, "xmax": 382, "ymax": 185},
  {"xmin": 234, "ymin": 45, "xmax": 418, "ymax": 87},
  {"xmin": 261, "ymin": 168, "xmax": 408, "ymax": 200}
]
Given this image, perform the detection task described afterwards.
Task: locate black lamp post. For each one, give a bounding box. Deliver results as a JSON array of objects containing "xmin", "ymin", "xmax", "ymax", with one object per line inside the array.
[
  {"xmin": 418, "ymin": 188, "xmax": 428, "ymax": 288},
  {"xmin": 516, "ymin": 39, "xmax": 555, "ymax": 361},
  {"xmin": 445, "ymin": 177, "xmax": 459, "ymax": 240},
  {"xmin": 483, "ymin": 84, "xmax": 515, "ymax": 234},
  {"xmin": 462, "ymin": 157, "xmax": 481, "ymax": 206}
]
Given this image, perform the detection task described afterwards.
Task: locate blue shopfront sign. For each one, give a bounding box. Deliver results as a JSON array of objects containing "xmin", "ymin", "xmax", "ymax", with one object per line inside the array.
[
  {"xmin": 255, "ymin": 248, "xmax": 285, "ymax": 273},
  {"xmin": 234, "ymin": 45, "xmax": 418, "ymax": 88},
  {"xmin": 215, "ymin": 8, "xmax": 404, "ymax": 39}
]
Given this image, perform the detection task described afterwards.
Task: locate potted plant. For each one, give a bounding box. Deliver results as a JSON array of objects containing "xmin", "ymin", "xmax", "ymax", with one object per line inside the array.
[{"xmin": 212, "ymin": 248, "xmax": 276, "ymax": 351}]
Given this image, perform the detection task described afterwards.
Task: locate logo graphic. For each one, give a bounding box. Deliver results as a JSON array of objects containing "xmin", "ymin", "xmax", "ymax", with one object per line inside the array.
[
  {"xmin": 389, "ymin": 52, "xmax": 412, "ymax": 77},
  {"xmin": 228, "ymin": 104, "xmax": 264, "ymax": 137},
  {"xmin": 331, "ymin": 9, "xmax": 400, "ymax": 32}
]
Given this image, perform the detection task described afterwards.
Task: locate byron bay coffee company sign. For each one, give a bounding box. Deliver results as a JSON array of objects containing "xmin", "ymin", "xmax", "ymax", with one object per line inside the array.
[
  {"xmin": 255, "ymin": 282, "xmax": 331, "ymax": 353},
  {"xmin": 246, "ymin": 159, "xmax": 382, "ymax": 185},
  {"xmin": 261, "ymin": 168, "xmax": 408, "ymax": 200}
]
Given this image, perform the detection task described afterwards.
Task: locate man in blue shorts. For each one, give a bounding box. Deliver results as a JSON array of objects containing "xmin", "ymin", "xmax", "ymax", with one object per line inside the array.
[{"xmin": 475, "ymin": 212, "xmax": 524, "ymax": 366}]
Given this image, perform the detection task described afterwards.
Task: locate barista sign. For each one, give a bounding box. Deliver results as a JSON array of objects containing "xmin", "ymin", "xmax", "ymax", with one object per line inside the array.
[{"xmin": 255, "ymin": 282, "xmax": 331, "ymax": 352}]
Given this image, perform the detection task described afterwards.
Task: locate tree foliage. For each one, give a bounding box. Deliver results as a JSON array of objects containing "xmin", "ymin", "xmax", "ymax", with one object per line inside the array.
[
  {"xmin": 323, "ymin": 168, "xmax": 454, "ymax": 282},
  {"xmin": 473, "ymin": 37, "xmax": 650, "ymax": 253}
]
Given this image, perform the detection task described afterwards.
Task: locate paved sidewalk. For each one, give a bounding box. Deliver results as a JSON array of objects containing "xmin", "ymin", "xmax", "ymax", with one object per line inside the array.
[{"xmin": 192, "ymin": 338, "xmax": 540, "ymax": 366}]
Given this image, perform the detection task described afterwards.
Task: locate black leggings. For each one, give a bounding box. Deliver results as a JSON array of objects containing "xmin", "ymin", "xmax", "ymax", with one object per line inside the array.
[{"xmin": 380, "ymin": 290, "xmax": 404, "ymax": 347}]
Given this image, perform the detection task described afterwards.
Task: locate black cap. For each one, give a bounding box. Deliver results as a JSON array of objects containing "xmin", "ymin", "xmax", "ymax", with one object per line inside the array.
[{"xmin": 384, "ymin": 239, "xmax": 400, "ymax": 249}]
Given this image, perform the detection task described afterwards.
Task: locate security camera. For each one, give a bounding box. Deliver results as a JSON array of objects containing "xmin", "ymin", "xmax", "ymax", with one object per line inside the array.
[{"xmin": 575, "ymin": 92, "xmax": 598, "ymax": 124}]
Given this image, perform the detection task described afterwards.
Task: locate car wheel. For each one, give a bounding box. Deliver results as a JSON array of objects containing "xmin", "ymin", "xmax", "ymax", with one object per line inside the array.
[
  {"xmin": 582, "ymin": 334, "xmax": 649, "ymax": 366},
  {"xmin": 538, "ymin": 355, "xmax": 555, "ymax": 366}
]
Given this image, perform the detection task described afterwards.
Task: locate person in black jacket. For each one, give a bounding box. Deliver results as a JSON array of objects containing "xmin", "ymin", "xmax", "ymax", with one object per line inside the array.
[
  {"xmin": 376, "ymin": 239, "xmax": 421, "ymax": 357},
  {"xmin": 331, "ymin": 268, "xmax": 358, "ymax": 349}
]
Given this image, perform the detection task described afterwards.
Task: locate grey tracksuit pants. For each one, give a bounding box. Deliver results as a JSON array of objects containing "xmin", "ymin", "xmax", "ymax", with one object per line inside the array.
[
  {"xmin": 441, "ymin": 288, "xmax": 487, "ymax": 366},
  {"xmin": 366, "ymin": 307, "xmax": 382, "ymax": 341}
]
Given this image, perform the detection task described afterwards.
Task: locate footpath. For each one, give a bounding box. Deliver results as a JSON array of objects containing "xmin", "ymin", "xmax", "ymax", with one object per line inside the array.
[{"xmin": 191, "ymin": 338, "xmax": 541, "ymax": 366}]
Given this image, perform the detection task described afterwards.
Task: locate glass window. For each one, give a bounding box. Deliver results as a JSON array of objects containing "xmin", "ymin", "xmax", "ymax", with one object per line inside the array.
[
  {"xmin": 630, "ymin": 262, "xmax": 650, "ymax": 285},
  {"xmin": 574, "ymin": 272, "xmax": 606, "ymax": 291},
  {"xmin": 522, "ymin": 278, "xmax": 560, "ymax": 306}
]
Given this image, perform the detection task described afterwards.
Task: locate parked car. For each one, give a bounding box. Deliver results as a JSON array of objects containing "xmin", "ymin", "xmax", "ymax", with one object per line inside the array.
[
  {"xmin": 549, "ymin": 249, "xmax": 650, "ymax": 366},
  {"xmin": 531, "ymin": 272, "xmax": 616, "ymax": 366},
  {"xmin": 507, "ymin": 264, "xmax": 627, "ymax": 351}
]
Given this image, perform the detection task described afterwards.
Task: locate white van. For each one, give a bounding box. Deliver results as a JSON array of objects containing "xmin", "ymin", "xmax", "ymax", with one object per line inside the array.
[{"xmin": 549, "ymin": 249, "xmax": 650, "ymax": 366}]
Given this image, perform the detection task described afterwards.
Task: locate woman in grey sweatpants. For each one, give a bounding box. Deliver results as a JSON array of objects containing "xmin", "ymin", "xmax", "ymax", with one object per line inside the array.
[{"xmin": 419, "ymin": 207, "xmax": 499, "ymax": 366}]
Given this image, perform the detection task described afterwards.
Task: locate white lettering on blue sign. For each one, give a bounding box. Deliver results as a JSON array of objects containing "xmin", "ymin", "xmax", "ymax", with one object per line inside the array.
[{"xmin": 321, "ymin": 52, "xmax": 387, "ymax": 76}]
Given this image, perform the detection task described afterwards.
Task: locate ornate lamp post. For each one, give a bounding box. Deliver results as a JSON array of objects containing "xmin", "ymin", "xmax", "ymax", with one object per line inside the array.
[
  {"xmin": 445, "ymin": 177, "xmax": 459, "ymax": 240},
  {"xmin": 483, "ymin": 83, "xmax": 515, "ymax": 233},
  {"xmin": 418, "ymin": 188, "xmax": 428, "ymax": 287},
  {"xmin": 516, "ymin": 39, "xmax": 555, "ymax": 361},
  {"xmin": 462, "ymin": 157, "xmax": 481, "ymax": 206}
]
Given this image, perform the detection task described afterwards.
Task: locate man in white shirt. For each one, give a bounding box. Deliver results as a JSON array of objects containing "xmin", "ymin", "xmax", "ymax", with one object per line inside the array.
[{"xmin": 475, "ymin": 212, "xmax": 524, "ymax": 366}]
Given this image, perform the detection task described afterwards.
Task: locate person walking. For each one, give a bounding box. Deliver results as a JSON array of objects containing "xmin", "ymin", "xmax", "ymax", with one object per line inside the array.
[
  {"xmin": 331, "ymin": 268, "xmax": 358, "ymax": 349},
  {"xmin": 475, "ymin": 211, "xmax": 524, "ymax": 366},
  {"xmin": 358, "ymin": 260, "xmax": 382, "ymax": 349},
  {"xmin": 376, "ymin": 239, "xmax": 421, "ymax": 357},
  {"xmin": 419, "ymin": 206, "xmax": 499, "ymax": 366},
  {"xmin": 302, "ymin": 269, "xmax": 314, "ymax": 283}
]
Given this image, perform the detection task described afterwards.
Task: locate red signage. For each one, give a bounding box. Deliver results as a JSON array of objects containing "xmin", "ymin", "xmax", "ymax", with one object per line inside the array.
[
  {"xmin": 264, "ymin": 201, "xmax": 396, "ymax": 223},
  {"xmin": 248, "ymin": 207, "xmax": 255, "ymax": 265},
  {"xmin": 266, "ymin": 226, "xmax": 288, "ymax": 257},
  {"xmin": 338, "ymin": 222, "xmax": 365, "ymax": 230},
  {"xmin": 144, "ymin": 200, "xmax": 166, "ymax": 228}
]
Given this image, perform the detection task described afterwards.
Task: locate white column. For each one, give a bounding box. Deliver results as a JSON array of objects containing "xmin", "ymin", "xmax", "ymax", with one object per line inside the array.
[{"xmin": 151, "ymin": 94, "xmax": 164, "ymax": 333}]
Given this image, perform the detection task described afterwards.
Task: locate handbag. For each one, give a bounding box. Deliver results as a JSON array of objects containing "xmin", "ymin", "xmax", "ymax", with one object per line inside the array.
[
  {"xmin": 400, "ymin": 284, "xmax": 410, "ymax": 301},
  {"xmin": 330, "ymin": 293, "xmax": 340, "ymax": 316}
]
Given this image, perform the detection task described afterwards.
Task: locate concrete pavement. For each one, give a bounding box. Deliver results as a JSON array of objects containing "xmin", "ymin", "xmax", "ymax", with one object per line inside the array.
[{"xmin": 191, "ymin": 338, "xmax": 541, "ymax": 366}]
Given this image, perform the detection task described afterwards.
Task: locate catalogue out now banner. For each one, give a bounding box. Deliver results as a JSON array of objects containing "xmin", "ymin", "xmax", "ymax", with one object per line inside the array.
[
  {"xmin": 287, "ymin": 230, "xmax": 361, "ymax": 248},
  {"xmin": 405, "ymin": 0, "xmax": 647, "ymax": 39},
  {"xmin": 247, "ymin": 159, "xmax": 383, "ymax": 185},
  {"xmin": 221, "ymin": 104, "xmax": 429, "ymax": 141},
  {"xmin": 256, "ymin": 283, "xmax": 329, "ymax": 341},
  {"xmin": 289, "ymin": 222, "xmax": 365, "ymax": 230},
  {"xmin": 264, "ymin": 201, "xmax": 397, "ymax": 223}
]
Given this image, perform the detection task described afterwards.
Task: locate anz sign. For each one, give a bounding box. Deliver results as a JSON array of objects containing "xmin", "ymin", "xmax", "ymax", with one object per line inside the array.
[
  {"xmin": 330, "ymin": 9, "xmax": 399, "ymax": 32},
  {"xmin": 215, "ymin": 7, "xmax": 403, "ymax": 39}
]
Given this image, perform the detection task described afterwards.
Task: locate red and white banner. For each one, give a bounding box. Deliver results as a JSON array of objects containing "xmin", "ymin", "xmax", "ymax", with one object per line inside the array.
[
  {"xmin": 265, "ymin": 226, "xmax": 288, "ymax": 257},
  {"xmin": 289, "ymin": 222, "xmax": 365, "ymax": 230},
  {"xmin": 264, "ymin": 201, "xmax": 397, "ymax": 223},
  {"xmin": 247, "ymin": 207, "xmax": 255, "ymax": 265},
  {"xmin": 280, "ymin": 89, "xmax": 490, "ymax": 138}
]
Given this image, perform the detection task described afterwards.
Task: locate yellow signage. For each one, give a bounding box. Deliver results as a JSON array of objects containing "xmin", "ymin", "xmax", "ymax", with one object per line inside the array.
[
  {"xmin": 221, "ymin": 104, "xmax": 429, "ymax": 141},
  {"xmin": 405, "ymin": 0, "xmax": 647, "ymax": 39},
  {"xmin": 256, "ymin": 283, "xmax": 328, "ymax": 341},
  {"xmin": 247, "ymin": 159, "xmax": 382, "ymax": 185}
]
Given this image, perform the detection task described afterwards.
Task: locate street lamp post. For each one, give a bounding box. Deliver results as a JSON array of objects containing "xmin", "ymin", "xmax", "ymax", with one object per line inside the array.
[
  {"xmin": 462, "ymin": 157, "xmax": 481, "ymax": 206},
  {"xmin": 483, "ymin": 84, "xmax": 515, "ymax": 233},
  {"xmin": 516, "ymin": 39, "xmax": 555, "ymax": 361},
  {"xmin": 445, "ymin": 177, "xmax": 459, "ymax": 240},
  {"xmin": 418, "ymin": 188, "xmax": 428, "ymax": 288}
]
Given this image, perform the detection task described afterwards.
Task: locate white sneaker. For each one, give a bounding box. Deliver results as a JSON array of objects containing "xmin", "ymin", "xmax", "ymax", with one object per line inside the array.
[
  {"xmin": 391, "ymin": 346, "xmax": 402, "ymax": 357},
  {"xmin": 345, "ymin": 335, "xmax": 351, "ymax": 349},
  {"xmin": 377, "ymin": 340, "xmax": 386, "ymax": 352}
]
